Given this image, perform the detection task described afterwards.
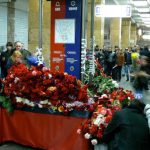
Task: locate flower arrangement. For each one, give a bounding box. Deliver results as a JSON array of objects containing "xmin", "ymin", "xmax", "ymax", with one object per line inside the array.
[
  {"xmin": 77, "ymin": 89, "xmax": 135, "ymax": 145},
  {"xmin": 1, "ymin": 64, "xmax": 96, "ymax": 113},
  {"xmin": 0, "ymin": 61, "xmax": 135, "ymax": 145},
  {"xmin": 84, "ymin": 61, "xmax": 119, "ymax": 97}
]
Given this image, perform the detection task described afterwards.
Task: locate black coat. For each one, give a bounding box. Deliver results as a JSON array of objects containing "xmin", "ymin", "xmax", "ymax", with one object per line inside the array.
[{"xmin": 102, "ymin": 100, "xmax": 150, "ymax": 150}]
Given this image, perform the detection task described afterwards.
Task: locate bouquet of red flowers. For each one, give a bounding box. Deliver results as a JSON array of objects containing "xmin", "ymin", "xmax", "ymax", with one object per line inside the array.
[
  {"xmin": 78, "ymin": 88, "xmax": 135, "ymax": 145},
  {"xmin": 2, "ymin": 64, "xmax": 96, "ymax": 113}
]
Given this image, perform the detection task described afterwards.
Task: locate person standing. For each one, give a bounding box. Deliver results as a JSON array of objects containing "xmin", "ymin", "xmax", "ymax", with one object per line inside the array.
[
  {"xmin": 6, "ymin": 50, "xmax": 24, "ymax": 70},
  {"xmin": 115, "ymin": 49, "xmax": 125, "ymax": 82},
  {"xmin": 124, "ymin": 48, "xmax": 132, "ymax": 81},
  {"xmin": 13, "ymin": 41, "xmax": 31, "ymax": 64},
  {"xmin": 1, "ymin": 42, "xmax": 13, "ymax": 77}
]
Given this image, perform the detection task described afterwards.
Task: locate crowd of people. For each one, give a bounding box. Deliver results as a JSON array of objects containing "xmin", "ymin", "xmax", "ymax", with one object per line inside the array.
[
  {"xmin": 94, "ymin": 45, "xmax": 150, "ymax": 89},
  {"xmin": 0, "ymin": 41, "xmax": 39, "ymax": 78},
  {"xmin": 94, "ymin": 44, "xmax": 150, "ymax": 150}
]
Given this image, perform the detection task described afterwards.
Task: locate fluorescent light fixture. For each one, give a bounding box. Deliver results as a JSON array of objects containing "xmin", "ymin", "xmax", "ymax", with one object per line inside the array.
[
  {"xmin": 95, "ymin": 5, "xmax": 131, "ymax": 18},
  {"xmin": 140, "ymin": 13, "xmax": 150, "ymax": 18},
  {"xmin": 137, "ymin": 8, "xmax": 150, "ymax": 13},
  {"xmin": 142, "ymin": 18, "xmax": 150, "ymax": 21},
  {"xmin": 143, "ymin": 21, "xmax": 150, "ymax": 24},
  {"xmin": 132, "ymin": 1, "xmax": 148, "ymax": 7},
  {"xmin": 142, "ymin": 35, "xmax": 150, "ymax": 40},
  {"xmin": 145, "ymin": 24, "xmax": 150, "ymax": 27}
]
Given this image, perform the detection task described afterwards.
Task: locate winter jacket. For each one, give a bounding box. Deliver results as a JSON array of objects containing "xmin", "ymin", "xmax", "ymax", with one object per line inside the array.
[
  {"xmin": 124, "ymin": 52, "xmax": 132, "ymax": 65},
  {"xmin": 102, "ymin": 100, "xmax": 150, "ymax": 150}
]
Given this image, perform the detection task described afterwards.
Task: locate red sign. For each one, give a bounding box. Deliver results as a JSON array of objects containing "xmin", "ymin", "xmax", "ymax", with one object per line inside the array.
[{"xmin": 50, "ymin": 1, "xmax": 66, "ymax": 72}]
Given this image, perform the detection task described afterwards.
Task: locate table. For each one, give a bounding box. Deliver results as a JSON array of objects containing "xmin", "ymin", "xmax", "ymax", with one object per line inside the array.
[{"xmin": 0, "ymin": 108, "xmax": 90, "ymax": 150}]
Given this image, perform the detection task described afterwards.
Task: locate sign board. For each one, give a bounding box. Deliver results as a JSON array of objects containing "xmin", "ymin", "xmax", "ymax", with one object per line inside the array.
[
  {"xmin": 51, "ymin": 0, "xmax": 82, "ymax": 79},
  {"xmin": 95, "ymin": 5, "xmax": 131, "ymax": 18},
  {"xmin": 55, "ymin": 19, "xmax": 75, "ymax": 44}
]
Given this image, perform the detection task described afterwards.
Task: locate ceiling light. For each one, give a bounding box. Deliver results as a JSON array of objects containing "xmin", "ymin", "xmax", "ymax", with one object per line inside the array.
[
  {"xmin": 142, "ymin": 35, "xmax": 150, "ymax": 40},
  {"xmin": 143, "ymin": 21, "xmax": 150, "ymax": 24},
  {"xmin": 142, "ymin": 18, "xmax": 150, "ymax": 21},
  {"xmin": 137, "ymin": 8, "xmax": 150, "ymax": 13},
  {"xmin": 132, "ymin": 1, "xmax": 148, "ymax": 7},
  {"xmin": 140, "ymin": 13, "xmax": 150, "ymax": 17}
]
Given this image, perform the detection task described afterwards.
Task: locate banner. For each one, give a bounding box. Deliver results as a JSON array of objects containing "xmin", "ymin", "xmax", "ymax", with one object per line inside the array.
[
  {"xmin": 51, "ymin": 0, "xmax": 82, "ymax": 79},
  {"xmin": 65, "ymin": 0, "xmax": 82, "ymax": 79},
  {"xmin": 51, "ymin": 0, "xmax": 66, "ymax": 72}
]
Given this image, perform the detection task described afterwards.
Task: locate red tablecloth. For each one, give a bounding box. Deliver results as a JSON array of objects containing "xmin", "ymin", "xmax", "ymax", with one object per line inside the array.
[{"xmin": 0, "ymin": 108, "xmax": 90, "ymax": 150}]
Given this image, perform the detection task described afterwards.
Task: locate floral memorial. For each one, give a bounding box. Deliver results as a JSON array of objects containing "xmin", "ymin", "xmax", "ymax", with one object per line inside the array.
[{"xmin": 0, "ymin": 62, "xmax": 135, "ymax": 146}]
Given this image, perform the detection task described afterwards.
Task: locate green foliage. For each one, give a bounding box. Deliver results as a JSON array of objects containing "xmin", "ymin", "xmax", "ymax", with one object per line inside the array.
[{"xmin": 0, "ymin": 96, "xmax": 13, "ymax": 113}]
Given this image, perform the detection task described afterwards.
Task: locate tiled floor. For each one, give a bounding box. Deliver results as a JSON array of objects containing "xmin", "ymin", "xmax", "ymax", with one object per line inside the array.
[{"xmin": 0, "ymin": 76, "xmax": 146, "ymax": 150}]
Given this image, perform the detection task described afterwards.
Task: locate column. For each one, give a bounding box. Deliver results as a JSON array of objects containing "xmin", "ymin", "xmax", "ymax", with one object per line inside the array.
[
  {"xmin": 87, "ymin": 0, "xmax": 105, "ymax": 48},
  {"xmin": 130, "ymin": 23, "xmax": 137, "ymax": 46},
  {"xmin": 110, "ymin": 18, "xmax": 122, "ymax": 48},
  {"xmin": 121, "ymin": 19, "xmax": 131, "ymax": 49},
  {"xmin": 28, "ymin": 0, "xmax": 50, "ymax": 66},
  {"xmin": 28, "ymin": 0, "xmax": 39, "ymax": 52},
  {"xmin": 94, "ymin": 0, "xmax": 105, "ymax": 48},
  {"xmin": 7, "ymin": 2, "xmax": 15, "ymax": 42}
]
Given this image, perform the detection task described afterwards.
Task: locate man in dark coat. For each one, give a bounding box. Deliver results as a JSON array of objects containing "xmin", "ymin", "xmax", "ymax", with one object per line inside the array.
[{"xmin": 102, "ymin": 100, "xmax": 150, "ymax": 150}]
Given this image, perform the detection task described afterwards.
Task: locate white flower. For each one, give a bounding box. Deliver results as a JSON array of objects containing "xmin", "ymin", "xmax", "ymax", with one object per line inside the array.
[
  {"xmin": 38, "ymin": 104, "xmax": 43, "ymax": 108},
  {"xmin": 14, "ymin": 77, "xmax": 20, "ymax": 83},
  {"xmin": 24, "ymin": 99, "xmax": 30, "ymax": 104},
  {"xmin": 10, "ymin": 74, "xmax": 14, "ymax": 78},
  {"xmin": 112, "ymin": 80, "xmax": 119, "ymax": 88},
  {"xmin": 88, "ymin": 98, "xmax": 95, "ymax": 104},
  {"xmin": 48, "ymin": 102, "xmax": 51, "ymax": 105},
  {"xmin": 77, "ymin": 129, "xmax": 81, "ymax": 134},
  {"xmin": 84, "ymin": 133, "xmax": 91, "ymax": 139},
  {"xmin": 42, "ymin": 67, "xmax": 48, "ymax": 72},
  {"xmin": 91, "ymin": 139, "xmax": 98, "ymax": 145},
  {"xmin": 40, "ymin": 100, "xmax": 48, "ymax": 104},
  {"xmin": 48, "ymin": 74, "xmax": 52, "ymax": 79},
  {"xmin": 93, "ymin": 114, "xmax": 104, "ymax": 126},
  {"xmin": 101, "ymin": 94, "xmax": 108, "ymax": 98},
  {"xmin": 32, "ymin": 71, "xmax": 37, "ymax": 76},
  {"xmin": 13, "ymin": 92, "xmax": 17, "ymax": 95},
  {"xmin": 16, "ymin": 97, "xmax": 23, "ymax": 103},
  {"xmin": 30, "ymin": 102, "xmax": 35, "ymax": 107}
]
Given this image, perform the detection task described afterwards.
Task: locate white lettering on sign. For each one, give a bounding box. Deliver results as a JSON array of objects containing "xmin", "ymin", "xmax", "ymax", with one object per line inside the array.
[
  {"xmin": 36, "ymin": 48, "xmax": 44, "ymax": 65},
  {"xmin": 69, "ymin": 7, "xmax": 77, "ymax": 11},
  {"xmin": 55, "ymin": 8, "xmax": 61, "ymax": 11},
  {"xmin": 67, "ymin": 58, "xmax": 78, "ymax": 64},
  {"xmin": 53, "ymin": 58, "xmax": 63, "ymax": 63},
  {"xmin": 53, "ymin": 51, "xmax": 62, "ymax": 54},
  {"xmin": 67, "ymin": 51, "xmax": 76, "ymax": 55}
]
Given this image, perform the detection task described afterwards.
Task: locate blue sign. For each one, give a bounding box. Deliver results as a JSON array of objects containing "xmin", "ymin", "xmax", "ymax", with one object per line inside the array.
[{"xmin": 65, "ymin": 0, "xmax": 82, "ymax": 79}]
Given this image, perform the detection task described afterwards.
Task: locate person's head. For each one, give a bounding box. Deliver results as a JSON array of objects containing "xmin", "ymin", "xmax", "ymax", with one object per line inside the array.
[
  {"xmin": 14, "ymin": 41, "xmax": 23, "ymax": 51},
  {"xmin": 95, "ymin": 45, "xmax": 99, "ymax": 51},
  {"xmin": 12, "ymin": 51, "xmax": 22, "ymax": 63},
  {"xmin": 6, "ymin": 42, "xmax": 13, "ymax": 51},
  {"xmin": 140, "ymin": 56, "xmax": 149, "ymax": 66}
]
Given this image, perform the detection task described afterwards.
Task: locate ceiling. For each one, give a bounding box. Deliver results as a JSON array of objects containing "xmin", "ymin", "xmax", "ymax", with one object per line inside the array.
[{"xmin": 113, "ymin": 0, "xmax": 150, "ymax": 29}]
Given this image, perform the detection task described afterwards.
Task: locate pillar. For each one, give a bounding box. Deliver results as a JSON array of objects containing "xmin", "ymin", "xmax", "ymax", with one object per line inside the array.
[
  {"xmin": 130, "ymin": 23, "xmax": 137, "ymax": 46},
  {"xmin": 110, "ymin": 18, "xmax": 122, "ymax": 48},
  {"xmin": 7, "ymin": 2, "xmax": 15, "ymax": 42},
  {"xmin": 94, "ymin": 0, "xmax": 105, "ymax": 48},
  {"xmin": 28, "ymin": 0, "xmax": 50, "ymax": 66},
  {"xmin": 87, "ymin": 0, "xmax": 105, "ymax": 49},
  {"xmin": 121, "ymin": 19, "xmax": 131, "ymax": 49}
]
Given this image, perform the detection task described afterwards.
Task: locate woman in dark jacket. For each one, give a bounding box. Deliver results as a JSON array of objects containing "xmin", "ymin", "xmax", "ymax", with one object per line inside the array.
[{"xmin": 102, "ymin": 100, "xmax": 150, "ymax": 150}]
